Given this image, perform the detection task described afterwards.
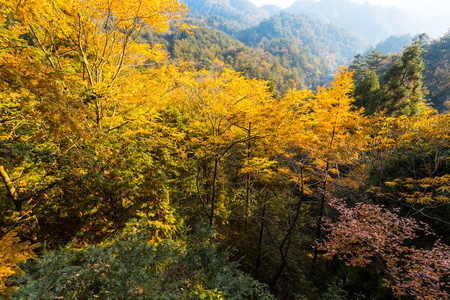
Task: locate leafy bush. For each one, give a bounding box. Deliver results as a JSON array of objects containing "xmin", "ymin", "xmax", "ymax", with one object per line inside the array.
[{"xmin": 12, "ymin": 222, "xmax": 274, "ymax": 299}]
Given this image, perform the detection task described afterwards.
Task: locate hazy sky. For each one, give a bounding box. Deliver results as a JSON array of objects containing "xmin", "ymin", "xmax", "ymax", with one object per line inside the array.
[{"xmin": 248, "ymin": 0, "xmax": 450, "ymax": 38}]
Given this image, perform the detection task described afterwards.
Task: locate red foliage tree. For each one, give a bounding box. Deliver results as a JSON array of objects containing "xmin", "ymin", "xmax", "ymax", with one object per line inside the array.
[{"xmin": 318, "ymin": 196, "xmax": 450, "ymax": 299}]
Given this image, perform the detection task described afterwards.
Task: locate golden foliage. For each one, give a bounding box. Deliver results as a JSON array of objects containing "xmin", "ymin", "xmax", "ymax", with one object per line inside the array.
[{"xmin": 0, "ymin": 229, "xmax": 38, "ymax": 296}]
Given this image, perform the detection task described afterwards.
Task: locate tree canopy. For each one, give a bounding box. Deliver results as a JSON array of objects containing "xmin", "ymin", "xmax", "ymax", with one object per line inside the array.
[{"xmin": 1, "ymin": 1, "xmax": 449, "ymax": 299}]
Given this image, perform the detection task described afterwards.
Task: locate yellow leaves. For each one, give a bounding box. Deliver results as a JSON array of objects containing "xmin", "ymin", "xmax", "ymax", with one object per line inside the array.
[
  {"xmin": 434, "ymin": 195, "xmax": 449, "ymax": 203},
  {"xmin": 74, "ymin": 0, "xmax": 188, "ymax": 31},
  {"xmin": 1, "ymin": 0, "xmax": 187, "ymax": 93},
  {"xmin": 127, "ymin": 43, "xmax": 165, "ymax": 63},
  {"xmin": 288, "ymin": 69, "xmax": 366, "ymax": 164},
  {"xmin": 179, "ymin": 23, "xmax": 196, "ymax": 34},
  {"xmin": 372, "ymin": 109, "xmax": 450, "ymax": 205},
  {"xmin": 241, "ymin": 157, "xmax": 277, "ymax": 182},
  {"xmin": 0, "ymin": 229, "xmax": 38, "ymax": 296}
]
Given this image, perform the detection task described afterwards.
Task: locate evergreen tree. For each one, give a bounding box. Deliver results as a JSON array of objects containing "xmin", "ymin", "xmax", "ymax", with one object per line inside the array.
[
  {"xmin": 380, "ymin": 40, "xmax": 427, "ymax": 116},
  {"xmin": 353, "ymin": 70, "xmax": 381, "ymax": 115},
  {"xmin": 422, "ymin": 30, "xmax": 450, "ymax": 112},
  {"xmin": 349, "ymin": 53, "xmax": 367, "ymax": 84},
  {"xmin": 365, "ymin": 50, "xmax": 389, "ymax": 78}
]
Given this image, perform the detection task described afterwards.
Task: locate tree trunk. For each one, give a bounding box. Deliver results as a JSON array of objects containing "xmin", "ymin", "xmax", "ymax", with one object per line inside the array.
[{"xmin": 0, "ymin": 165, "xmax": 20, "ymax": 211}]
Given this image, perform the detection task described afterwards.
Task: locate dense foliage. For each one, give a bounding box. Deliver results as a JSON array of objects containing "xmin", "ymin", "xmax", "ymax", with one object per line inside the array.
[
  {"xmin": 350, "ymin": 31, "xmax": 450, "ymax": 113},
  {"xmin": 140, "ymin": 20, "xmax": 325, "ymax": 95},
  {"xmin": 1, "ymin": 1, "xmax": 449, "ymax": 299},
  {"xmin": 422, "ymin": 31, "xmax": 450, "ymax": 111}
]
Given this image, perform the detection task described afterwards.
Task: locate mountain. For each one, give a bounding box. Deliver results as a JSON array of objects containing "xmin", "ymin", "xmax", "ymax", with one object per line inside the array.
[
  {"xmin": 260, "ymin": 4, "xmax": 282, "ymax": 16},
  {"xmin": 158, "ymin": 0, "xmax": 372, "ymax": 92},
  {"xmin": 140, "ymin": 19, "xmax": 326, "ymax": 94},
  {"xmin": 287, "ymin": 0, "xmax": 416, "ymax": 44},
  {"xmin": 237, "ymin": 11, "xmax": 369, "ymax": 68},
  {"xmin": 369, "ymin": 34, "xmax": 413, "ymax": 55},
  {"xmin": 180, "ymin": 0, "xmax": 270, "ymax": 28}
]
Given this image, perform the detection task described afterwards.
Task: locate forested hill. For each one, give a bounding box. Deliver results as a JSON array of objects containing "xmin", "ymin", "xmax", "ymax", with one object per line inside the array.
[
  {"xmin": 237, "ymin": 11, "xmax": 368, "ymax": 68},
  {"xmin": 368, "ymin": 34, "xmax": 413, "ymax": 55},
  {"xmin": 138, "ymin": 7, "xmax": 371, "ymax": 94},
  {"xmin": 140, "ymin": 20, "xmax": 326, "ymax": 94},
  {"xmin": 422, "ymin": 32, "xmax": 450, "ymax": 111},
  {"xmin": 180, "ymin": 0, "xmax": 270, "ymax": 28},
  {"xmin": 349, "ymin": 31, "xmax": 450, "ymax": 113},
  {"xmin": 287, "ymin": 0, "xmax": 415, "ymax": 44}
]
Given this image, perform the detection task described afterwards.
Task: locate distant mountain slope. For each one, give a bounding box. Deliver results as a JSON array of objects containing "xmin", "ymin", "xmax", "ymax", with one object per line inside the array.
[
  {"xmin": 369, "ymin": 34, "xmax": 413, "ymax": 55},
  {"xmin": 140, "ymin": 19, "xmax": 327, "ymax": 94},
  {"xmin": 287, "ymin": 0, "xmax": 416, "ymax": 44},
  {"xmin": 237, "ymin": 11, "xmax": 369, "ymax": 68},
  {"xmin": 180, "ymin": 0, "xmax": 270, "ymax": 27},
  {"xmin": 260, "ymin": 4, "xmax": 282, "ymax": 16}
]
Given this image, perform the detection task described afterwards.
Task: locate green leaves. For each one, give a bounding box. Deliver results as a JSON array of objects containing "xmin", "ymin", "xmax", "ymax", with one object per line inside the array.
[{"xmin": 13, "ymin": 224, "xmax": 269, "ymax": 299}]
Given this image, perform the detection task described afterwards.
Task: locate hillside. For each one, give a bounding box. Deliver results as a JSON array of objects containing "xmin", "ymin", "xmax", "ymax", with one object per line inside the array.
[
  {"xmin": 237, "ymin": 11, "xmax": 369, "ymax": 68},
  {"xmin": 368, "ymin": 34, "xmax": 413, "ymax": 55},
  {"xmin": 349, "ymin": 32, "xmax": 450, "ymax": 113},
  {"xmin": 423, "ymin": 31, "xmax": 450, "ymax": 111},
  {"xmin": 181, "ymin": 0, "xmax": 270, "ymax": 28},
  {"xmin": 287, "ymin": 0, "xmax": 416, "ymax": 44},
  {"xmin": 140, "ymin": 19, "xmax": 326, "ymax": 94}
]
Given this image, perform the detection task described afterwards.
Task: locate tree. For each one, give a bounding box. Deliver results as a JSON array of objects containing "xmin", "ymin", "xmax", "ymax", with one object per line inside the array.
[
  {"xmin": 349, "ymin": 53, "xmax": 367, "ymax": 84},
  {"xmin": 318, "ymin": 196, "xmax": 450, "ymax": 299},
  {"xmin": 381, "ymin": 40, "xmax": 428, "ymax": 116},
  {"xmin": 353, "ymin": 70, "xmax": 381, "ymax": 114},
  {"xmin": 0, "ymin": 0, "xmax": 189, "ymax": 245},
  {"xmin": 251, "ymin": 68, "xmax": 367, "ymax": 294},
  {"xmin": 365, "ymin": 50, "xmax": 389, "ymax": 76},
  {"xmin": 0, "ymin": 229, "xmax": 38, "ymax": 296},
  {"xmin": 422, "ymin": 30, "xmax": 450, "ymax": 112},
  {"xmin": 173, "ymin": 68, "xmax": 286, "ymax": 228}
]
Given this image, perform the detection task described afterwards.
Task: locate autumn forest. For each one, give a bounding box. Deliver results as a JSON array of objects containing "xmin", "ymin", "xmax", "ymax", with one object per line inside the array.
[{"xmin": 1, "ymin": 0, "xmax": 449, "ymax": 299}]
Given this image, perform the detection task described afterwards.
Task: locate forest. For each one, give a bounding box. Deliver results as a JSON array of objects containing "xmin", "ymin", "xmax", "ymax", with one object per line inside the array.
[{"xmin": 0, "ymin": 0, "xmax": 449, "ymax": 299}]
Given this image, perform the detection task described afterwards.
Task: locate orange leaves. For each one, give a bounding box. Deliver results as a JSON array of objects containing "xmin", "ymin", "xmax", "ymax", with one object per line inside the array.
[{"xmin": 0, "ymin": 229, "xmax": 38, "ymax": 296}]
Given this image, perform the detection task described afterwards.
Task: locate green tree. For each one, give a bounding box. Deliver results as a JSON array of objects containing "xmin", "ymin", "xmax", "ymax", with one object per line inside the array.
[
  {"xmin": 349, "ymin": 53, "xmax": 367, "ymax": 84},
  {"xmin": 365, "ymin": 50, "xmax": 388, "ymax": 75},
  {"xmin": 380, "ymin": 40, "xmax": 428, "ymax": 116},
  {"xmin": 353, "ymin": 70, "xmax": 381, "ymax": 114},
  {"xmin": 422, "ymin": 30, "xmax": 450, "ymax": 112}
]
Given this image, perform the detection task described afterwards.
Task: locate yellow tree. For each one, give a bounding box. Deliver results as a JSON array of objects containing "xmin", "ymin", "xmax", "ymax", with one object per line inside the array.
[
  {"xmin": 0, "ymin": 0, "xmax": 187, "ymax": 132},
  {"xmin": 0, "ymin": 0, "xmax": 189, "ymax": 244},
  {"xmin": 364, "ymin": 110, "xmax": 450, "ymax": 239},
  {"xmin": 225, "ymin": 69, "xmax": 368, "ymax": 292},
  {"xmin": 0, "ymin": 229, "xmax": 38, "ymax": 296},
  {"xmin": 282, "ymin": 68, "xmax": 367, "ymax": 262},
  {"xmin": 172, "ymin": 68, "xmax": 285, "ymax": 228}
]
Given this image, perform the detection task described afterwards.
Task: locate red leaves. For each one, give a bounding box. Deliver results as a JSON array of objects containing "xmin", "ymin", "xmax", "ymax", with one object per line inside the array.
[{"xmin": 318, "ymin": 197, "xmax": 450, "ymax": 299}]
